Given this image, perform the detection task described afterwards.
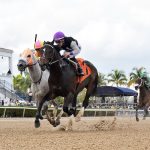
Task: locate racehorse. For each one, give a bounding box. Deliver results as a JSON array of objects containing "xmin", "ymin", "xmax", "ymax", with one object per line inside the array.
[
  {"xmin": 42, "ymin": 43, "xmax": 98, "ymax": 128},
  {"xmin": 17, "ymin": 48, "xmax": 55, "ymax": 128},
  {"xmin": 135, "ymin": 77, "xmax": 150, "ymax": 121}
]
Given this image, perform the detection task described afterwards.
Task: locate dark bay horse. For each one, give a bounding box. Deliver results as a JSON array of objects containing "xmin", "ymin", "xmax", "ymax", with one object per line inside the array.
[
  {"xmin": 135, "ymin": 77, "xmax": 150, "ymax": 121},
  {"xmin": 42, "ymin": 43, "xmax": 98, "ymax": 127}
]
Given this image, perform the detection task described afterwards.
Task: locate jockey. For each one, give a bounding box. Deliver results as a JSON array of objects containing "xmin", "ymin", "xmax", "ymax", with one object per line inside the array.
[
  {"xmin": 34, "ymin": 40, "xmax": 47, "ymax": 71},
  {"xmin": 52, "ymin": 31, "xmax": 84, "ymax": 76},
  {"xmin": 34, "ymin": 40, "xmax": 44, "ymax": 59}
]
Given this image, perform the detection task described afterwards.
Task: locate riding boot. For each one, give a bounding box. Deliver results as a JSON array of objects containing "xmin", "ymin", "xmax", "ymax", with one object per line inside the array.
[
  {"xmin": 77, "ymin": 64, "xmax": 84, "ymax": 76},
  {"xmin": 71, "ymin": 57, "xmax": 84, "ymax": 76}
]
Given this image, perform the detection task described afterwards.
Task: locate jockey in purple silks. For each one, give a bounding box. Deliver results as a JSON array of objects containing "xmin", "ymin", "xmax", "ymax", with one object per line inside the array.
[{"xmin": 51, "ymin": 31, "xmax": 84, "ymax": 76}]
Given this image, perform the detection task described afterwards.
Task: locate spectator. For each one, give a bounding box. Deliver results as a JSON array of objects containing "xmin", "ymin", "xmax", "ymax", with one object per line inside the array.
[
  {"xmin": 7, "ymin": 69, "xmax": 11, "ymax": 75},
  {"xmin": 27, "ymin": 86, "xmax": 32, "ymax": 103},
  {"xmin": 2, "ymin": 100, "xmax": 4, "ymax": 106}
]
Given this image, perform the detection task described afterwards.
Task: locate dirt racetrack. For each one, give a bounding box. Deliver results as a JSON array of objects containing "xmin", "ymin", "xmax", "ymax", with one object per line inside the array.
[{"xmin": 0, "ymin": 116, "xmax": 150, "ymax": 150}]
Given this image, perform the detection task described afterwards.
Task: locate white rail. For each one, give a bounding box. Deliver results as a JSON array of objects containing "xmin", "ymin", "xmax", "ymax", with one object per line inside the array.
[{"xmin": 0, "ymin": 106, "xmax": 146, "ymax": 118}]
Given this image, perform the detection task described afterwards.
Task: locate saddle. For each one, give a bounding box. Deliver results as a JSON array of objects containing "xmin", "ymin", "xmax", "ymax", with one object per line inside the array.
[{"xmin": 69, "ymin": 58, "xmax": 92, "ymax": 83}]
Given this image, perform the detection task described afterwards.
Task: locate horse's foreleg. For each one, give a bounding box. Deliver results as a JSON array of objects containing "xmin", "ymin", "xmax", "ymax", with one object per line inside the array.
[
  {"xmin": 47, "ymin": 107, "xmax": 65, "ymax": 127},
  {"xmin": 42, "ymin": 101, "xmax": 49, "ymax": 119},
  {"xmin": 55, "ymin": 109, "xmax": 64, "ymax": 126},
  {"xmin": 35, "ymin": 99, "xmax": 45, "ymax": 128},
  {"xmin": 51, "ymin": 99, "xmax": 58, "ymax": 119},
  {"xmin": 46, "ymin": 100, "xmax": 59, "ymax": 127}
]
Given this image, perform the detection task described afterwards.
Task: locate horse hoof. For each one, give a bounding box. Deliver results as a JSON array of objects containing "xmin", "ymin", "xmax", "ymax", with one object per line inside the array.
[
  {"xmin": 50, "ymin": 119, "xmax": 55, "ymax": 126},
  {"xmin": 51, "ymin": 125, "xmax": 66, "ymax": 131},
  {"xmin": 55, "ymin": 119, "xmax": 60, "ymax": 127},
  {"xmin": 75, "ymin": 116, "xmax": 81, "ymax": 122},
  {"xmin": 59, "ymin": 125, "xmax": 66, "ymax": 131},
  {"xmin": 65, "ymin": 126, "xmax": 72, "ymax": 131},
  {"xmin": 35, "ymin": 120, "xmax": 40, "ymax": 128},
  {"xmin": 42, "ymin": 115, "xmax": 47, "ymax": 119},
  {"xmin": 142, "ymin": 117, "xmax": 146, "ymax": 120},
  {"xmin": 51, "ymin": 119, "xmax": 60, "ymax": 127},
  {"xmin": 136, "ymin": 118, "xmax": 139, "ymax": 122},
  {"xmin": 39, "ymin": 116, "xmax": 43, "ymax": 120}
]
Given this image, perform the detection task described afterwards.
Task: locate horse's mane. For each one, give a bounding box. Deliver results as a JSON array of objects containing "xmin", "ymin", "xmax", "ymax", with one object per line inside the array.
[
  {"xmin": 43, "ymin": 42, "xmax": 75, "ymax": 67},
  {"xmin": 141, "ymin": 74, "xmax": 150, "ymax": 88}
]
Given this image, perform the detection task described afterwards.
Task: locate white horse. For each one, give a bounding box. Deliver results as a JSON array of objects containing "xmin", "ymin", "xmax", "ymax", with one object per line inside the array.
[{"xmin": 17, "ymin": 48, "xmax": 54, "ymax": 128}]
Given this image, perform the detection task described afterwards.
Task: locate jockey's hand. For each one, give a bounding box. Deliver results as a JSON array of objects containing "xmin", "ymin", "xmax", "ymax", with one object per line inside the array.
[{"xmin": 63, "ymin": 52, "xmax": 70, "ymax": 58}]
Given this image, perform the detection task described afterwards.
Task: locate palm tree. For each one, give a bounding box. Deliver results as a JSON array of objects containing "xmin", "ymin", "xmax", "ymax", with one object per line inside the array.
[
  {"xmin": 13, "ymin": 72, "xmax": 31, "ymax": 93},
  {"xmin": 107, "ymin": 69, "xmax": 127, "ymax": 87},
  {"xmin": 128, "ymin": 67, "xmax": 146, "ymax": 87},
  {"xmin": 98, "ymin": 72, "xmax": 107, "ymax": 86}
]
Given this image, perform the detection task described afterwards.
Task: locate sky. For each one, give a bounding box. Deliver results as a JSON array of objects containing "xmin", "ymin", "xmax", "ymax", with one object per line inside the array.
[{"xmin": 0, "ymin": 0, "xmax": 150, "ymax": 77}]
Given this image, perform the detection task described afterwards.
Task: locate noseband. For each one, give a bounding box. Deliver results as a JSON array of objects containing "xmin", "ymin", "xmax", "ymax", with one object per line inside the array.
[{"xmin": 18, "ymin": 58, "xmax": 42, "ymax": 83}]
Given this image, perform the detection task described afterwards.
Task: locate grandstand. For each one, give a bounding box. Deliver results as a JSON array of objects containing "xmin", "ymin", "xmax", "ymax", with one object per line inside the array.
[{"xmin": 0, "ymin": 48, "xmax": 22, "ymax": 105}]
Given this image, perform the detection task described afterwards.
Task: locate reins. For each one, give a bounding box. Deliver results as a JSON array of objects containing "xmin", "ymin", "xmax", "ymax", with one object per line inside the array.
[
  {"xmin": 49, "ymin": 56, "xmax": 65, "ymax": 65},
  {"xmin": 27, "ymin": 61, "xmax": 38, "ymax": 67},
  {"xmin": 44, "ymin": 44, "xmax": 66, "ymax": 66},
  {"xmin": 32, "ymin": 69, "xmax": 43, "ymax": 84},
  {"xmin": 26, "ymin": 60, "xmax": 43, "ymax": 84}
]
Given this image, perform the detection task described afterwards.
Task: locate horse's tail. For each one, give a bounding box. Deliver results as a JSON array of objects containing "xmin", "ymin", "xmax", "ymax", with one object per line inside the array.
[
  {"xmin": 84, "ymin": 60, "xmax": 98, "ymax": 95},
  {"xmin": 92, "ymin": 71, "xmax": 98, "ymax": 95}
]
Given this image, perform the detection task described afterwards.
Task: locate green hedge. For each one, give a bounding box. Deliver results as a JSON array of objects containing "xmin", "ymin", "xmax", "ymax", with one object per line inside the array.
[
  {"xmin": 0, "ymin": 108, "xmax": 4, "ymax": 117},
  {"xmin": 6, "ymin": 108, "xmax": 23, "ymax": 117},
  {"xmin": 24, "ymin": 109, "xmax": 37, "ymax": 117},
  {"xmin": 0, "ymin": 107, "xmax": 116, "ymax": 117}
]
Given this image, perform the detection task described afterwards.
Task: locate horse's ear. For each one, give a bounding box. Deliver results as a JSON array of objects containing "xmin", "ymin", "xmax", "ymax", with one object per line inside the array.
[{"xmin": 142, "ymin": 77, "xmax": 147, "ymax": 80}]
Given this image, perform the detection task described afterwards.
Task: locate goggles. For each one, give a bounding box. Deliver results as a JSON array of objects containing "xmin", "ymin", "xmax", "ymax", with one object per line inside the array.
[{"xmin": 55, "ymin": 39, "xmax": 64, "ymax": 44}]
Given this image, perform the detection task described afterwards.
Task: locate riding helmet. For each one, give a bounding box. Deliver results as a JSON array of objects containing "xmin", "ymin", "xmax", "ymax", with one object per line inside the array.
[
  {"xmin": 53, "ymin": 31, "xmax": 65, "ymax": 41},
  {"xmin": 34, "ymin": 40, "xmax": 44, "ymax": 49}
]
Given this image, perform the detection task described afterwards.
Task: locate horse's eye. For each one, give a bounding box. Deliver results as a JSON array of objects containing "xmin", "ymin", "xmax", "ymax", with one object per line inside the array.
[
  {"xmin": 27, "ymin": 54, "xmax": 31, "ymax": 58},
  {"xmin": 43, "ymin": 48, "xmax": 45, "ymax": 52}
]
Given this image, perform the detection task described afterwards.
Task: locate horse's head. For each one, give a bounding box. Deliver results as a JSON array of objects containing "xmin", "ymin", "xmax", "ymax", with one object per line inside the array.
[
  {"xmin": 135, "ymin": 77, "xmax": 147, "ymax": 90},
  {"xmin": 43, "ymin": 43, "xmax": 60, "ymax": 62},
  {"xmin": 17, "ymin": 48, "xmax": 37, "ymax": 72}
]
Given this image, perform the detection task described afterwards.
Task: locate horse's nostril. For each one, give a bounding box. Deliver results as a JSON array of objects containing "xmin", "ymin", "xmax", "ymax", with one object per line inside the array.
[
  {"xmin": 17, "ymin": 64, "xmax": 23, "ymax": 67},
  {"xmin": 17, "ymin": 63, "xmax": 26, "ymax": 71},
  {"xmin": 135, "ymin": 86, "xmax": 138, "ymax": 90}
]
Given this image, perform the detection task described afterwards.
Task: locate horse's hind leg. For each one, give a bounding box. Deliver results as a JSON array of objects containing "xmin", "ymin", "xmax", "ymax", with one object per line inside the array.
[
  {"xmin": 143, "ymin": 105, "xmax": 149, "ymax": 120},
  {"xmin": 64, "ymin": 95, "xmax": 78, "ymax": 130},
  {"xmin": 76, "ymin": 73, "xmax": 97, "ymax": 122},
  {"xmin": 136, "ymin": 106, "xmax": 139, "ymax": 121},
  {"xmin": 61, "ymin": 93, "xmax": 76, "ymax": 130},
  {"xmin": 75, "ymin": 90, "xmax": 91, "ymax": 122}
]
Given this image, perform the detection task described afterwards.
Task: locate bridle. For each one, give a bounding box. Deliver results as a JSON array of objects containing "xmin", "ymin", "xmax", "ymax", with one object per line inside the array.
[
  {"xmin": 17, "ymin": 58, "xmax": 38, "ymax": 71},
  {"xmin": 18, "ymin": 57, "xmax": 43, "ymax": 84},
  {"xmin": 43, "ymin": 44, "xmax": 65, "ymax": 66},
  {"xmin": 27, "ymin": 61, "xmax": 38, "ymax": 67},
  {"xmin": 135, "ymin": 78, "xmax": 144, "ymax": 90}
]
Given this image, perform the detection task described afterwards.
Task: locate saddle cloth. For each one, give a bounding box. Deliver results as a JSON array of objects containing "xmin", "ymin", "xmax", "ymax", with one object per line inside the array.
[{"xmin": 76, "ymin": 58, "xmax": 92, "ymax": 83}]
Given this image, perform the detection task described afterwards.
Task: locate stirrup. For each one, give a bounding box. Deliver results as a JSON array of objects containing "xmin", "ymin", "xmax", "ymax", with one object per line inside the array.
[{"xmin": 76, "ymin": 70, "xmax": 84, "ymax": 76}]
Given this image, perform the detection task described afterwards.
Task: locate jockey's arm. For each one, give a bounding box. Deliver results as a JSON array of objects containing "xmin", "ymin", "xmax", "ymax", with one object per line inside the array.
[{"xmin": 69, "ymin": 41, "xmax": 81, "ymax": 57}]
